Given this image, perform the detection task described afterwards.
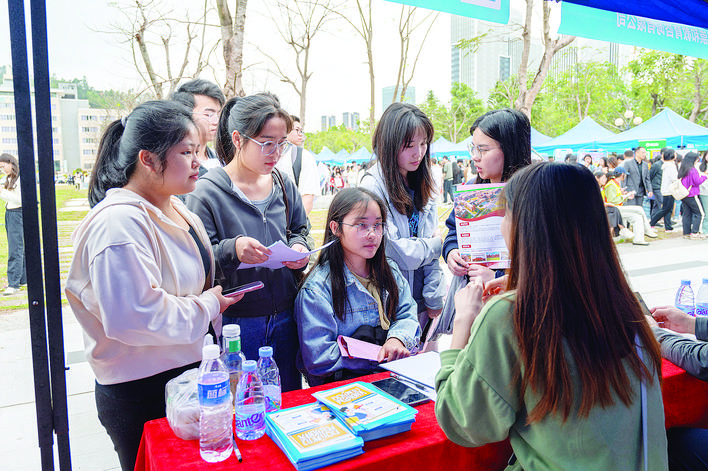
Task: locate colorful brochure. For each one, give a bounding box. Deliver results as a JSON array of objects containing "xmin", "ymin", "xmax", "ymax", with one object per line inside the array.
[
  {"xmin": 311, "ymin": 381, "xmax": 417, "ymax": 441},
  {"xmin": 453, "ymin": 183, "xmax": 509, "ymax": 269},
  {"xmin": 265, "ymin": 402, "xmax": 364, "ymax": 471}
]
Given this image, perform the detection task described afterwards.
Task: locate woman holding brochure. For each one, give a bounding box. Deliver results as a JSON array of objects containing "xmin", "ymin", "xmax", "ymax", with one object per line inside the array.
[
  {"xmin": 359, "ymin": 103, "xmax": 445, "ymax": 340},
  {"xmin": 186, "ymin": 92, "xmax": 309, "ymax": 392},
  {"xmin": 435, "ymin": 162, "xmax": 667, "ymax": 469},
  {"xmin": 294, "ymin": 188, "xmax": 420, "ymax": 386}
]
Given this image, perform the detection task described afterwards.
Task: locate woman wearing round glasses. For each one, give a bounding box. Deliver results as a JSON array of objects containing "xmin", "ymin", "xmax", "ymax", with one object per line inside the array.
[
  {"xmin": 294, "ymin": 188, "xmax": 420, "ymax": 385},
  {"xmin": 186, "ymin": 92, "xmax": 310, "ymax": 392},
  {"xmin": 359, "ymin": 103, "xmax": 445, "ymax": 347}
]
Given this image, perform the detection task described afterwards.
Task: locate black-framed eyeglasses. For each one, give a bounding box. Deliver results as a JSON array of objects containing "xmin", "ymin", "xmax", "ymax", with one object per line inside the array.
[
  {"xmin": 245, "ymin": 136, "xmax": 289, "ymax": 156},
  {"xmin": 341, "ymin": 221, "xmax": 386, "ymax": 236},
  {"xmin": 467, "ymin": 142, "xmax": 500, "ymax": 157}
]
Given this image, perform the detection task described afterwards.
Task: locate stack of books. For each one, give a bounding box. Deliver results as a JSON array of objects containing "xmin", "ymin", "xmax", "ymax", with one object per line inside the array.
[
  {"xmin": 265, "ymin": 402, "xmax": 364, "ymax": 471},
  {"xmin": 312, "ymin": 381, "xmax": 418, "ymax": 441}
]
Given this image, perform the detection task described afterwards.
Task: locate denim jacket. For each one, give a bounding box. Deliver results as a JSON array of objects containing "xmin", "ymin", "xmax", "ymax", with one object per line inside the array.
[{"xmin": 294, "ymin": 259, "xmax": 421, "ymax": 383}]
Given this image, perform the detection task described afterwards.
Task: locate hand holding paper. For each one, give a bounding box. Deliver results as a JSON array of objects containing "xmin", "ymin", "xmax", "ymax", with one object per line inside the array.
[
  {"xmin": 238, "ymin": 240, "xmax": 334, "ymax": 270},
  {"xmin": 337, "ymin": 335, "xmax": 381, "ymax": 362}
]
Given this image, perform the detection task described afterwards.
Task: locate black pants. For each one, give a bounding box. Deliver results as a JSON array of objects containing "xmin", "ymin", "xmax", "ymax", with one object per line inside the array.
[
  {"xmin": 5, "ymin": 208, "xmax": 26, "ymax": 288},
  {"xmin": 95, "ymin": 362, "xmax": 198, "ymax": 471},
  {"xmin": 682, "ymin": 196, "xmax": 705, "ymax": 235},
  {"xmin": 650, "ymin": 189, "xmax": 662, "ymax": 221},
  {"xmin": 443, "ymin": 179, "xmax": 454, "ymax": 203},
  {"xmin": 668, "ymin": 427, "xmax": 708, "ymax": 470},
  {"xmin": 650, "ymin": 195, "xmax": 675, "ymax": 231}
]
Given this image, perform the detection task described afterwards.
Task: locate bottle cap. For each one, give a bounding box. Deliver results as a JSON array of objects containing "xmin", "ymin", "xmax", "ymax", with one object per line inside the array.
[
  {"xmin": 202, "ymin": 344, "xmax": 220, "ymax": 360},
  {"xmin": 243, "ymin": 360, "xmax": 257, "ymax": 372},
  {"xmin": 259, "ymin": 346, "xmax": 273, "ymax": 357},
  {"xmin": 681, "ymin": 279, "xmax": 691, "ymax": 285},
  {"xmin": 222, "ymin": 324, "xmax": 241, "ymax": 337}
]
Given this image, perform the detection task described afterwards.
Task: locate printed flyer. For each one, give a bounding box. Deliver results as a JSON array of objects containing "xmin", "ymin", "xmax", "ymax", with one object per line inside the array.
[{"xmin": 453, "ymin": 183, "xmax": 509, "ymax": 269}]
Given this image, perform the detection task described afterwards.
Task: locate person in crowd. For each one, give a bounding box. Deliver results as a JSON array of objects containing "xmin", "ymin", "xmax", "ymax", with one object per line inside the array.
[
  {"xmin": 359, "ymin": 102, "xmax": 445, "ymax": 341},
  {"xmin": 649, "ymin": 304, "xmax": 708, "ymax": 470},
  {"xmin": 678, "ymin": 151, "xmax": 707, "ymax": 239},
  {"xmin": 0, "ymin": 153, "xmax": 25, "ymax": 295},
  {"xmin": 444, "ymin": 108, "xmax": 531, "ymax": 287},
  {"xmin": 430, "ymin": 157, "xmax": 443, "ymax": 201},
  {"xmin": 593, "ymin": 167, "xmax": 633, "ymax": 240},
  {"xmin": 435, "ymin": 162, "xmax": 667, "ymax": 470},
  {"xmin": 441, "ymin": 155, "xmax": 454, "ymax": 204},
  {"xmin": 604, "ymin": 166, "xmax": 658, "ymax": 245},
  {"xmin": 332, "ymin": 166, "xmax": 346, "ymax": 193},
  {"xmin": 348, "ymin": 162, "xmax": 361, "ymax": 188},
  {"xmin": 650, "ymin": 148, "xmax": 678, "ymax": 232},
  {"xmin": 582, "ymin": 153, "xmax": 593, "ymax": 168},
  {"xmin": 275, "ymin": 115, "xmax": 319, "ymax": 216},
  {"xmin": 65, "ymin": 101, "xmax": 241, "ymax": 471},
  {"xmin": 624, "ymin": 146, "xmax": 653, "ymax": 206},
  {"xmin": 185, "ymin": 92, "xmax": 309, "ymax": 392},
  {"xmin": 171, "ymin": 78, "xmax": 225, "ymax": 173},
  {"xmin": 700, "ymin": 152, "xmax": 708, "ymax": 235},
  {"xmin": 649, "ymin": 151, "xmax": 664, "ymax": 223},
  {"xmin": 294, "ymin": 188, "xmax": 420, "ymax": 385},
  {"xmin": 599, "ymin": 156, "xmax": 610, "ymax": 173}
]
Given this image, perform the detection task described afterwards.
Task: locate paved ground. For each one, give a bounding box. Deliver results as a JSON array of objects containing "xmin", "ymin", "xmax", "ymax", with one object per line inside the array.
[{"xmin": 1, "ymin": 197, "xmax": 706, "ymax": 470}]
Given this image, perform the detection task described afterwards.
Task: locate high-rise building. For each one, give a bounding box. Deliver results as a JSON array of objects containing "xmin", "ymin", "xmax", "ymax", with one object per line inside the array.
[
  {"xmin": 321, "ymin": 115, "xmax": 328, "ymax": 131},
  {"xmin": 328, "ymin": 115, "xmax": 336, "ymax": 128},
  {"xmin": 382, "ymin": 86, "xmax": 416, "ymax": 108},
  {"xmin": 343, "ymin": 112, "xmax": 351, "ymax": 129},
  {"xmin": 352, "ymin": 112, "xmax": 360, "ymax": 131}
]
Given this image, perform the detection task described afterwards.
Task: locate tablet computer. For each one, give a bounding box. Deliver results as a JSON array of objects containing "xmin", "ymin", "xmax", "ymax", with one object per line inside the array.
[{"xmin": 370, "ymin": 377, "xmax": 430, "ymax": 407}]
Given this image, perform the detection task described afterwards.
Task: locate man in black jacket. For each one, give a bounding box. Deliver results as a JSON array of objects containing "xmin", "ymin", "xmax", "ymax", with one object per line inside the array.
[
  {"xmin": 648, "ymin": 148, "xmax": 664, "ymax": 223},
  {"xmin": 624, "ymin": 146, "xmax": 653, "ymax": 207}
]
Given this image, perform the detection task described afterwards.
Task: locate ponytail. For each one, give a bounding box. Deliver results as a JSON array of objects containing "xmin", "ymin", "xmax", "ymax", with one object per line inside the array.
[
  {"xmin": 215, "ymin": 97, "xmax": 238, "ymax": 165},
  {"xmin": 88, "ymin": 120, "xmax": 126, "ymax": 207}
]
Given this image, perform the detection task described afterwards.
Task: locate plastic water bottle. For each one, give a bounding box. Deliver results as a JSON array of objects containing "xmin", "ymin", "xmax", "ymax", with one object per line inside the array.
[
  {"xmin": 198, "ymin": 344, "xmax": 233, "ymax": 462},
  {"xmin": 696, "ymin": 279, "xmax": 708, "ymax": 316},
  {"xmin": 675, "ymin": 279, "xmax": 696, "ymax": 316},
  {"xmin": 257, "ymin": 346, "xmax": 282, "ymax": 412},
  {"xmin": 221, "ymin": 324, "xmax": 246, "ymax": 408},
  {"xmin": 234, "ymin": 360, "xmax": 266, "ymax": 440}
]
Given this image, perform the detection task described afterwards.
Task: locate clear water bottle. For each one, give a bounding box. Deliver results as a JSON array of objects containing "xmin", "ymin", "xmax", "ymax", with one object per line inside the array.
[
  {"xmin": 675, "ymin": 279, "xmax": 696, "ymax": 316},
  {"xmin": 198, "ymin": 344, "xmax": 233, "ymax": 462},
  {"xmin": 234, "ymin": 360, "xmax": 266, "ymax": 440},
  {"xmin": 221, "ymin": 324, "xmax": 246, "ymax": 408},
  {"xmin": 257, "ymin": 346, "xmax": 282, "ymax": 412},
  {"xmin": 696, "ymin": 279, "xmax": 708, "ymax": 316}
]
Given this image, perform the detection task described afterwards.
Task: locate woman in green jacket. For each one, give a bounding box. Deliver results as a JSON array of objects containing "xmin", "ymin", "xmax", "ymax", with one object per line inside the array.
[{"xmin": 435, "ymin": 162, "xmax": 667, "ymax": 470}]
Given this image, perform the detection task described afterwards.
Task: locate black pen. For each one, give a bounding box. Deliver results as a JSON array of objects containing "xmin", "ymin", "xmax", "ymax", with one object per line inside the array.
[
  {"xmin": 232, "ymin": 429, "xmax": 243, "ymax": 463},
  {"xmin": 390, "ymin": 373, "xmax": 432, "ymax": 392}
]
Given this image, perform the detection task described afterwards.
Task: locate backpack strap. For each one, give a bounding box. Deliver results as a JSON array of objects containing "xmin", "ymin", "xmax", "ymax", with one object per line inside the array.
[
  {"xmin": 293, "ymin": 146, "xmax": 303, "ymax": 187},
  {"xmin": 272, "ymin": 168, "xmax": 291, "ymax": 238}
]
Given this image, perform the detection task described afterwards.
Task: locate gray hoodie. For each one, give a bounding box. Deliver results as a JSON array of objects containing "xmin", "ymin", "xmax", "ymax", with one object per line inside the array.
[{"xmin": 186, "ymin": 167, "xmax": 309, "ymax": 318}]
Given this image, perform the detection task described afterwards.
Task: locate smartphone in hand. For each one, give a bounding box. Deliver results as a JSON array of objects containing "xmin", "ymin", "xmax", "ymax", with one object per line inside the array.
[{"xmin": 222, "ymin": 281, "xmax": 264, "ymax": 298}]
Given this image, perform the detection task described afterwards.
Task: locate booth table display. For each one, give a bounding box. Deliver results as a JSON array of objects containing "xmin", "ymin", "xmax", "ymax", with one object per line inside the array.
[{"xmin": 135, "ymin": 359, "xmax": 708, "ymax": 471}]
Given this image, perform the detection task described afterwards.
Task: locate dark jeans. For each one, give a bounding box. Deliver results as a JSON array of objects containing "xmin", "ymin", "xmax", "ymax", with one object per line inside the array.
[
  {"xmin": 682, "ymin": 196, "xmax": 705, "ymax": 235},
  {"xmin": 650, "ymin": 195, "xmax": 675, "ymax": 231},
  {"xmin": 443, "ymin": 179, "xmax": 454, "ymax": 204},
  {"xmin": 650, "ymin": 189, "xmax": 662, "ymax": 221},
  {"xmin": 5, "ymin": 208, "xmax": 26, "ymax": 288},
  {"xmin": 95, "ymin": 362, "xmax": 198, "ymax": 471},
  {"xmin": 667, "ymin": 427, "xmax": 708, "ymax": 470},
  {"xmin": 223, "ymin": 308, "xmax": 302, "ymax": 392}
]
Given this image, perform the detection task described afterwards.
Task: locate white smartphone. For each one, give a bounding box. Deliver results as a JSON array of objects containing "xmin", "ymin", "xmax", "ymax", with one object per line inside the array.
[{"xmin": 222, "ymin": 281, "xmax": 264, "ymax": 298}]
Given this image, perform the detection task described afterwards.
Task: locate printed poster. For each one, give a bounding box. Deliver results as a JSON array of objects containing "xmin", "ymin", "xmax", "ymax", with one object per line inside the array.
[{"xmin": 453, "ymin": 183, "xmax": 509, "ymax": 269}]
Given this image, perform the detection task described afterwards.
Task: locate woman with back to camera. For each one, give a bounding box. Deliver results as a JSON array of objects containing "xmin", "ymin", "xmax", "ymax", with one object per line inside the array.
[
  {"xmin": 435, "ymin": 162, "xmax": 667, "ymax": 470},
  {"xmin": 678, "ymin": 151, "xmax": 707, "ymax": 239},
  {"xmin": 295, "ymin": 188, "xmax": 420, "ymax": 385},
  {"xmin": 359, "ymin": 102, "xmax": 445, "ymax": 342},
  {"xmin": 0, "ymin": 153, "xmax": 26, "ymax": 295},
  {"xmin": 186, "ymin": 92, "xmax": 309, "ymax": 392},
  {"xmin": 65, "ymin": 100, "xmax": 241, "ymax": 471}
]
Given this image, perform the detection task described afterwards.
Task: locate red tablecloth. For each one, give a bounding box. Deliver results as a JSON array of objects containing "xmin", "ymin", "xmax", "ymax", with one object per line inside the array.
[{"xmin": 135, "ymin": 359, "xmax": 708, "ymax": 471}]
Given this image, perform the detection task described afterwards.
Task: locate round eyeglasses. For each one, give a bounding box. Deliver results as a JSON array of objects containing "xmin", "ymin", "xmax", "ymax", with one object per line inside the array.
[
  {"xmin": 340, "ymin": 221, "xmax": 386, "ymax": 236},
  {"xmin": 467, "ymin": 142, "xmax": 500, "ymax": 157},
  {"xmin": 245, "ymin": 136, "xmax": 289, "ymax": 156}
]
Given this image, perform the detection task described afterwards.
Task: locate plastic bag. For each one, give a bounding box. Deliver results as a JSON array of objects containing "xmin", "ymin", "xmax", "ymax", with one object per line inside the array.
[{"xmin": 165, "ymin": 368, "xmax": 200, "ymax": 440}]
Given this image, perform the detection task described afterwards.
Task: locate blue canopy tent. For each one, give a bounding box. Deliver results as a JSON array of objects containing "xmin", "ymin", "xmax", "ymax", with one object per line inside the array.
[
  {"xmin": 315, "ymin": 146, "xmax": 336, "ymax": 163},
  {"xmin": 349, "ymin": 147, "xmax": 372, "ymax": 164},
  {"xmin": 431, "ymin": 136, "xmax": 456, "ymax": 155},
  {"xmin": 594, "ymin": 108, "xmax": 708, "ymax": 153},
  {"xmin": 332, "ymin": 149, "xmax": 350, "ymax": 165},
  {"xmin": 533, "ymin": 117, "xmax": 616, "ymax": 154},
  {"xmin": 560, "ymin": 0, "xmax": 708, "ymax": 30},
  {"xmin": 531, "ymin": 127, "xmax": 553, "ymax": 147}
]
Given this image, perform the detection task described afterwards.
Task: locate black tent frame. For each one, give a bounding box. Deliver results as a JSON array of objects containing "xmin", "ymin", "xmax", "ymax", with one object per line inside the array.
[{"xmin": 8, "ymin": 0, "xmax": 71, "ymax": 469}]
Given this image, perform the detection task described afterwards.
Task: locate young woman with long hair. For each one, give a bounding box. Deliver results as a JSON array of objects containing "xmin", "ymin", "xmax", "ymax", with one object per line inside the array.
[
  {"xmin": 294, "ymin": 188, "xmax": 420, "ymax": 385},
  {"xmin": 678, "ymin": 151, "xmax": 707, "ymax": 239},
  {"xmin": 186, "ymin": 92, "xmax": 309, "ymax": 392},
  {"xmin": 0, "ymin": 153, "xmax": 26, "ymax": 295},
  {"xmin": 66, "ymin": 100, "xmax": 240, "ymax": 470},
  {"xmin": 359, "ymin": 102, "xmax": 444, "ymax": 339},
  {"xmin": 435, "ymin": 162, "xmax": 667, "ymax": 469}
]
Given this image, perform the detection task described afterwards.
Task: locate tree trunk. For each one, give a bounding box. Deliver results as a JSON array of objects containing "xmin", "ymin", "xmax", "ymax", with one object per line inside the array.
[
  {"xmin": 217, "ymin": 0, "xmax": 247, "ymax": 98},
  {"xmin": 513, "ymin": 0, "xmax": 534, "ymax": 112}
]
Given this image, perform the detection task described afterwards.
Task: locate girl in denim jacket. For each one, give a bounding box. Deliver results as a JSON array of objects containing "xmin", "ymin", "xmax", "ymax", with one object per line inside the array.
[{"xmin": 294, "ymin": 188, "xmax": 420, "ymax": 386}]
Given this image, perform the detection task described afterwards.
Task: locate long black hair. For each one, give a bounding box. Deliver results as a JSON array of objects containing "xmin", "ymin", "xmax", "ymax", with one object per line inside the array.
[
  {"xmin": 471, "ymin": 108, "xmax": 532, "ymax": 184},
  {"xmin": 313, "ymin": 188, "xmax": 399, "ymax": 322},
  {"xmin": 678, "ymin": 151, "xmax": 700, "ymax": 180},
  {"xmin": 372, "ymin": 102, "xmax": 435, "ymax": 215},
  {"xmin": 0, "ymin": 153, "xmax": 19, "ymax": 190},
  {"xmin": 88, "ymin": 100, "xmax": 195, "ymax": 207},
  {"xmin": 214, "ymin": 92, "xmax": 292, "ymax": 165}
]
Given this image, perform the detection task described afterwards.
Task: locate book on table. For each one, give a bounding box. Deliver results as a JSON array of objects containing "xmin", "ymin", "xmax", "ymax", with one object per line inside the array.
[
  {"xmin": 311, "ymin": 381, "xmax": 418, "ymax": 441},
  {"xmin": 265, "ymin": 402, "xmax": 364, "ymax": 471}
]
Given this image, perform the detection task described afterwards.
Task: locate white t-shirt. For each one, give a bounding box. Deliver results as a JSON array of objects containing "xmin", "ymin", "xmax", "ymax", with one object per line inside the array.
[{"xmin": 275, "ymin": 146, "xmax": 320, "ymax": 197}]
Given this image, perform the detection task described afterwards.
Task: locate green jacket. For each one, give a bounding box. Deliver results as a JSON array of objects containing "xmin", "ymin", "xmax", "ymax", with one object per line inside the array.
[{"xmin": 435, "ymin": 292, "xmax": 668, "ymax": 471}]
